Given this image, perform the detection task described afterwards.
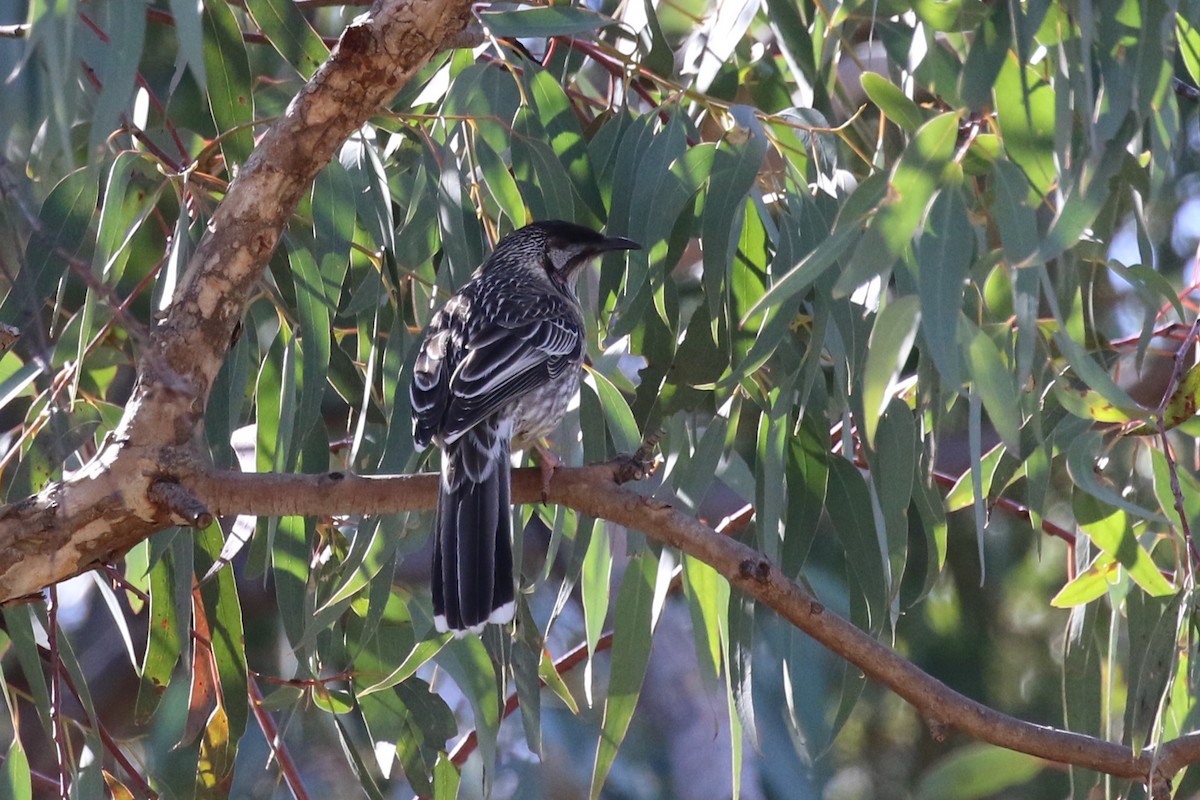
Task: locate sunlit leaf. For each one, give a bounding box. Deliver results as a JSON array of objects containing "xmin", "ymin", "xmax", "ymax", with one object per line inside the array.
[
  {"xmin": 862, "ymin": 295, "xmax": 920, "ymax": 447},
  {"xmin": 1071, "ymin": 488, "xmax": 1173, "ymax": 596},
  {"xmin": 1049, "ymin": 553, "xmax": 1118, "ymax": 608},
  {"xmin": 860, "ymin": 73, "xmax": 926, "ymax": 132}
]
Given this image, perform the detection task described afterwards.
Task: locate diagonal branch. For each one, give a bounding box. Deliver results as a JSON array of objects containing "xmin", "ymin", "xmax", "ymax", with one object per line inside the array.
[{"xmin": 0, "ymin": 0, "xmax": 474, "ymax": 601}]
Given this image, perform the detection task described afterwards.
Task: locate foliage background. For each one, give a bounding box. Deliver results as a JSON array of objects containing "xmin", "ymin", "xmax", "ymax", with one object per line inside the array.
[{"xmin": 0, "ymin": 0, "xmax": 1199, "ymax": 798}]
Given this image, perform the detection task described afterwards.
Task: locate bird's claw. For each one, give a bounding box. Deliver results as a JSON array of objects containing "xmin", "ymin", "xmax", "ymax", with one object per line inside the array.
[{"xmin": 533, "ymin": 442, "xmax": 561, "ymax": 502}]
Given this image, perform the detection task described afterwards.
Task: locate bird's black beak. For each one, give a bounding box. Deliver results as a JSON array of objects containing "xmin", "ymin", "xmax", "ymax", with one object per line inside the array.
[{"xmin": 597, "ymin": 235, "xmax": 641, "ymax": 253}]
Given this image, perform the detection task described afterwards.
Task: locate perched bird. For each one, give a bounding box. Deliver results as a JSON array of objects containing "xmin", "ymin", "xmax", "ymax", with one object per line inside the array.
[{"xmin": 411, "ymin": 221, "xmax": 640, "ymax": 633}]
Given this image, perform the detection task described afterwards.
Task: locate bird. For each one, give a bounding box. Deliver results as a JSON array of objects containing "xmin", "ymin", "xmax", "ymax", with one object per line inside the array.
[{"xmin": 410, "ymin": 220, "xmax": 641, "ymax": 633}]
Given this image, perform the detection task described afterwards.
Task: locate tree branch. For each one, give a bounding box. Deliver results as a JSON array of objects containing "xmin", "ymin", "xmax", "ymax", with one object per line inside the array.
[
  {"xmin": 0, "ymin": 0, "xmax": 474, "ymax": 601},
  {"xmin": 49, "ymin": 458, "xmax": 1197, "ymax": 787}
]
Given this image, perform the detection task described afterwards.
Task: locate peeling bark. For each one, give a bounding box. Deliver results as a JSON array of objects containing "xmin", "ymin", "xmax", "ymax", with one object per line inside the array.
[{"xmin": 0, "ymin": 0, "xmax": 474, "ymax": 601}]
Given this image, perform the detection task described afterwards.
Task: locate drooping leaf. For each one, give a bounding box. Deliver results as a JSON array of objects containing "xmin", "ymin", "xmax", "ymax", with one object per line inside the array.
[
  {"xmin": 590, "ymin": 553, "xmax": 658, "ymax": 799},
  {"xmin": 244, "ymin": 0, "xmax": 329, "ymax": 79},
  {"xmin": 202, "ymin": 0, "xmax": 256, "ymax": 166},
  {"xmin": 861, "ymin": 295, "xmax": 920, "ymax": 447}
]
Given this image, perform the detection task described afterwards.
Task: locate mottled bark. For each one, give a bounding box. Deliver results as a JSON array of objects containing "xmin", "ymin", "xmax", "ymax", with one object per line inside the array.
[{"xmin": 0, "ymin": 0, "xmax": 474, "ymax": 600}]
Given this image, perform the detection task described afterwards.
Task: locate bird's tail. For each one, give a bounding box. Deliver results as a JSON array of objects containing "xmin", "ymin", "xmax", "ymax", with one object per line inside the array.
[{"xmin": 432, "ymin": 423, "xmax": 515, "ymax": 633}]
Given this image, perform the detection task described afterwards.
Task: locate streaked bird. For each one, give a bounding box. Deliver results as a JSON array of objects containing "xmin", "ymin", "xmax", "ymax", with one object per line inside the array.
[{"xmin": 411, "ymin": 220, "xmax": 640, "ymax": 633}]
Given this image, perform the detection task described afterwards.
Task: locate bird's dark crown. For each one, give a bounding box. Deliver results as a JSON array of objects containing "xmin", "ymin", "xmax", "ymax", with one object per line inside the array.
[{"xmin": 482, "ymin": 220, "xmax": 640, "ymax": 282}]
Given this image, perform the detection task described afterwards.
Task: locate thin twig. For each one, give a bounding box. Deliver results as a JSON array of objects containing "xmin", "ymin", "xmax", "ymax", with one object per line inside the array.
[
  {"xmin": 248, "ymin": 676, "xmax": 311, "ymax": 800},
  {"xmin": 1153, "ymin": 313, "xmax": 1200, "ymax": 570},
  {"xmin": 55, "ymin": 660, "xmax": 159, "ymax": 799},
  {"xmin": 47, "ymin": 588, "xmax": 70, "ymax": 800}
]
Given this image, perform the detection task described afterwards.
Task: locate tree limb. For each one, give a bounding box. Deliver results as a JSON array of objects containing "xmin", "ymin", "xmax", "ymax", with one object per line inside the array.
[
  {"xmin": 181, "ymin": 461, "xmax": 1198, "ymax": 788},
  {"xmin": 0, "ymin": 0, "xmax": 474, "ymax": 600}
]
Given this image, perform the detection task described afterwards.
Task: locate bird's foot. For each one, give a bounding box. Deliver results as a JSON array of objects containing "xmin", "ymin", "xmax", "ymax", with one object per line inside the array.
[{"xmin": 532, "ymin": 442, "xmax": 562, "ymax": 502}]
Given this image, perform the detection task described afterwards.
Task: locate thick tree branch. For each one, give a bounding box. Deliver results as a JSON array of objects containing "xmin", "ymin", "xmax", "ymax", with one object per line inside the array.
[
  {"xmin": 179, "ymin": 461, "xmax": 1193, "ymax": 789},
  {"xmin": 0, "ymin": 0, "xmax": 473, "ymax": 600}
]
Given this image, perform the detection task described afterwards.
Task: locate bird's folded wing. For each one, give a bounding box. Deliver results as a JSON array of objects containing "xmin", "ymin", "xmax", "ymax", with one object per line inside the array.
[{"xmin": 439, "ymin": 315, "xmax": 582, "ymax": 443}]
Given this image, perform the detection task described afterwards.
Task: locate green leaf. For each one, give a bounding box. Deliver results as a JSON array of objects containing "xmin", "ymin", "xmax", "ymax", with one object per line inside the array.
[
  {"xmin": 313, "ymin": 688, "xmax": 355, "ymax": 715},
  {"xmin": 993, "ymin": 55, "xmax": 1056, "ymax": 197},
  {"xmin": 93, "ymin": 153, "xmax": 161, "ymax": 288},
  {"xmin": 244, "ymin": 0, "xmax": 329, "ymax": 79},
  {"xmin": 583, "ymin": 366, "xmax": 641, "ymax": 454},
  {"xmin": 434, "ymin": 753, "xmax": 461, "ymax": 799},
  {"xmin": 782, "ymin": 416, "xmax": 829, "ymax": 576},
  {"xmin": 916, "ymin": 744, "xmax": 1044, "ymax": 799},
  {"xmin": 743, "ymin": 216, "xmax": 857, "ymax": 319},
  {"xmin": 525, "ymin": 67, "xmax": 604, "ymax": 219},
  {"xmin": 961, "ymin": 320, "xmax": 1022, "ymax": 452},
  {"xmin": 1150, "ymin": 447, "xmax": 1200, "ymax": 535},
  {"xmin": 991, "ymin": 159, "xmax": 1039, "ymax": 264},
  {"xmin": 1066, "ymin": 431, "xmax": 1168, "ymax": 525},
  {"xmin": 479, "ymin": 6, "xmax": 617, "ymax": 37},
  {"xmin": 319, "ymin": 518, "xmax": 398, "ymax": 613},
  {"xmin": 3, "ymin": 167, "xmax": 99, "ymax": 326},
  {"xmin": 826, "ymin": 458, "xmax": 887, "ymax": 631},
  {"xmin": 755, "ymin": 399, "xmax": 788, "ymax": 561},
  {"xmin": 860, "ymin": 72, "xmax": 926, "ymax": 132},
  {"xmin": 581, "ymin": 521, "xmax": 611, "ymax": 696},
  {"xmin": 834, "ymin": 113, "xmax": 960, "ymax": 297},
  {"xmin": 512, "ymin": 110, "xmax": 579, "ymax": 230},
  {"xmin": 89, "ymin": 2, "xmax": 145, "ymax": 153},
  {"xmin": 437, "ymin": 637, "xmax": 501, "ymax": 788},
  {"xmin": 170, "ymin": 0, "xmax": 208, "ymax": 87},
  {"xmin": 916, "ymin": 190, "xmax": 972, "ymax": 388},
  {"xmin": 359, "ymin": 636, "xmax": 449, "ymax": 697},
  {"xmin": 1071, "ymin": 487, "xmax": 1173, "ymax": 596},
  {"xmin": 591, "ymin": 553, "xmax": 658, "ymax": 799},
  {"xmin": 475, "ymin": 136, "xmax": 528, "ymax": 228},
  {"xmin": 862, "ymin": 295, "xmax": 920, "ymax": 447},
  {"xmin": 1124, "ymin": 591, "xmax": 1182, "ymax": 751},
  {"xmin": 702, "ymin": 107, "xmax": 769, "ymax": 315},
  {"xmin": 945, "ymin": 441, "xmax": 1005, "ymax": 512},
  {"xmin": 0, "ymin": 738, "xmax": 31, "ymax": 800},
  {"xmin": 872, "ymin": 400, "xmax": 917, "ymax": 588},
  {"xmin": 1130, "ymin": 362, "xmax": 1200, "ymax": 434},
  {"xmin": 1053, "ymin": 381, "xmax": 1147, "ymax": 425},
  {"xmin": 3, "ymin": 608, "xmax": 50, "ymax": 735},
  {"xmin": 288, "ymin": 242, "xmax": 330, "ymax": 443},
  {"xmin": 1179, "ymin": 15, "xmax": 1200, "ymax": 87},
  {"xmin": 683, "ymin": 553, "xmax": 728, "ymax": 680},
  {"xmin": 538, "ymin": 646, "xmax": 580, "ymax": 715},
  {"xmin": 52, "ymin": 627, "xmax": 105, "ymax": 795},
  {"xmin": 958, "ymin": 0, "xmax": 1011, "ymax": 110},
  {"xmin": 202, "ymin": 0, "xmax": 256, "ymax": 166},
  {"xmin": 1049, "ymin": 553, "xmax": 1118, "ymax": 608},
  {"xmin": 196, "ymin": 521, "xmax": 250, "ymax": 743}
]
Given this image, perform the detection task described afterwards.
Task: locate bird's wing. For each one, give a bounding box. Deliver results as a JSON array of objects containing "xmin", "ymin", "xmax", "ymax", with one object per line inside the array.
[
  {"xmin": 411, "ymin": 297, "xmax": 465, "ymax": 449},
  {"xmin": 438, "ymin": 308, "xmax": 582, "ymax": 443}
]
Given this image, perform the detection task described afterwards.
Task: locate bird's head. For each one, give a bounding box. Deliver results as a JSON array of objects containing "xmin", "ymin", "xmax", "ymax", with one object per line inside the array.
[{"xmin": 486, "ymin": 220, "xmax": 641, "ymax": 289}]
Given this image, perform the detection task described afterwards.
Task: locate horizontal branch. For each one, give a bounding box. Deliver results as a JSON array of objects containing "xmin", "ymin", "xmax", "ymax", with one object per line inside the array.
[
  {"xmin": 183, "ymin": 463, "xmax": 622, "ymax": 517},
  {"xmin": 178, "ymin": 462, "xmax": 1191, "ymax": 790}
]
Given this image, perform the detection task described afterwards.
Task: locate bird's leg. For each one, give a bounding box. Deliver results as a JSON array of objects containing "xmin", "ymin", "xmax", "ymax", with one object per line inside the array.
[{"xmin": 530, "ymin": 441, "xmax": 561, "ymax": 502}]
